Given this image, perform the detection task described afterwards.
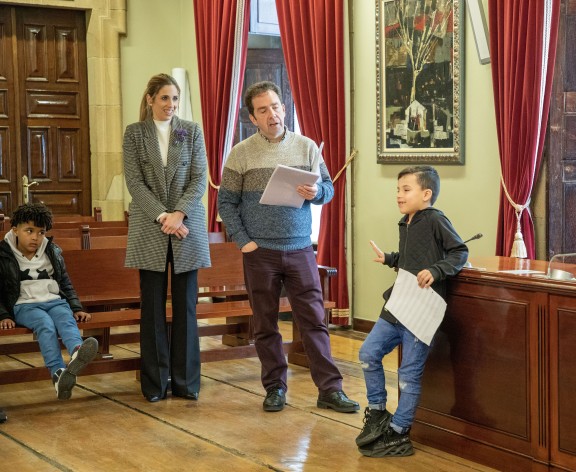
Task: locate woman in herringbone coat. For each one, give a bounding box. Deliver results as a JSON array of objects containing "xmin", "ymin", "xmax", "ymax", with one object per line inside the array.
[{"xmin": 123, "ymin": 73, "xmax": 211, "ymax": 403}]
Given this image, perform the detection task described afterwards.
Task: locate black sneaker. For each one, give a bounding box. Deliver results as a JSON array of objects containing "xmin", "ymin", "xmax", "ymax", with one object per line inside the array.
[
  {"xmin": 67, "ymin": 337, "xmax": 99, "ymax": 376},
  {"xmin": 0, "ymin": 407, "xmax": 7, "ymax": 424},
  {"xmin": 263, "ymin": 387, "xmax": 286, "ymax": 412},
  {"xmin": 358, "ymin": 426, "xmax": 414, "ymax": 457},
  {"xmin": 52, "ymin": 368, "xmax": 77, "ymax": 400},
  {"xmin": 355, "ymin": 407, "xmax": 392, "ymax": 446}
]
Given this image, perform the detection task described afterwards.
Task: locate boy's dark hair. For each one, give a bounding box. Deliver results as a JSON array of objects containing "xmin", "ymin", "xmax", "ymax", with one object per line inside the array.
[
  {"xmin": 244, "ymin": 81, "xmax": 282, "ymax": 116},
  {"xmin": 11, "ymin": 203, "xmax": 53, "ymax": 231},
  {"xmin": 398, "ymin": 165, "xmax": 440, "ymax": 205}
]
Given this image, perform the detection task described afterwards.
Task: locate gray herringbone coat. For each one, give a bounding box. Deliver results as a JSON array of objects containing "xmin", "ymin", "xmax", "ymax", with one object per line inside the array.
[{"xmin": 123, "ymin": 116, "xmax": 211, "ymax": 274}]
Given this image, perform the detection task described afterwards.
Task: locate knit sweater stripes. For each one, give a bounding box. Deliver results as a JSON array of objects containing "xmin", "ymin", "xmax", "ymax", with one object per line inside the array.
[{"xmin": 218, "ymin": 131, "xmax": 334, "ymax": 251}]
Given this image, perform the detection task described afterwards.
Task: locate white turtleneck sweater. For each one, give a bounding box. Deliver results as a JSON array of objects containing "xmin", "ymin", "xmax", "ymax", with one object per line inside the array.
[{"xmin": 154, "ymin": 119, "xmax": 171, "ymax": 167}]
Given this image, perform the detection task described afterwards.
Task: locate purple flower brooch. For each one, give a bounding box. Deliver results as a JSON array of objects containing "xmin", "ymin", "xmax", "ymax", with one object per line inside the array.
[{"xmin": 173, "ymin": 128, "xmax": 188, "ymax": 145}]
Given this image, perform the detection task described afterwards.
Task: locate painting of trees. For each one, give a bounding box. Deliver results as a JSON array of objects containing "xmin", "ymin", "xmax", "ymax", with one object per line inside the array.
[
  {"xmin": 389, "ymin": 0, "xmax": 454, "ymax": 104},
  {"xmin": 376, "ymin": 0, "xmax": 463, "ymax": 163}
]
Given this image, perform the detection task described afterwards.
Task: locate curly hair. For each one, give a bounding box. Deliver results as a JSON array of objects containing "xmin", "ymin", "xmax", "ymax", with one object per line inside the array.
[{"xmin": 11, "ymin": 203, "xmax": 53, "ymax": 231}]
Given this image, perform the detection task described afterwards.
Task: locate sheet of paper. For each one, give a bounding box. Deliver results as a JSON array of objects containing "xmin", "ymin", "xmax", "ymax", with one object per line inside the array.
[
  {"xmin": 259, "ymin": 164, "xmax": 320, "ymax": 208},
  {"xmin": 385, "ymin": 269, "xmax": 447, "ymax": 345},
  {"xmin": 497, "ymin": 270, "xmax": 546, "ymax": 275},
  {"xmin": 310, "ymin": 142, "xmax": 324, "ymax": 181}
]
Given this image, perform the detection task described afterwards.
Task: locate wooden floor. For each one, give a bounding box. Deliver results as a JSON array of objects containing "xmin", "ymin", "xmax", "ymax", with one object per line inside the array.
[{"xmin": 0, "ymin": 321, "xmax": 497, "ymax": 472}]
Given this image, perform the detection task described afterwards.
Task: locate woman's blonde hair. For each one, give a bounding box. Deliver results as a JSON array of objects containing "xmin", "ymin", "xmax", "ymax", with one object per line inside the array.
[{"xmin": 139, "ymin": 73, "xmax": 181, "ymax": 121}]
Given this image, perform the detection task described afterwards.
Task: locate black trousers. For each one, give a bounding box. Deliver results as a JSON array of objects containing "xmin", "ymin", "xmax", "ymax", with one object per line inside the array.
[{"xmin": 139, "ymin": 245, "xmax": 200, "ymax": 398}]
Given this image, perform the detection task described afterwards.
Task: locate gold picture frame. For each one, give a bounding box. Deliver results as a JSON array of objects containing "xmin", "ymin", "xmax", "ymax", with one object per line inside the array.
[{"xmin": 376, "ymin": 0, "xmax": 464, "ymax": 164}]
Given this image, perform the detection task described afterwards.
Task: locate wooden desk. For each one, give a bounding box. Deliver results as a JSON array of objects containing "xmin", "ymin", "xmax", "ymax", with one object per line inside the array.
[{"xmin": 411, "ymin": 257, "xmax": 576, "ymax": 472}]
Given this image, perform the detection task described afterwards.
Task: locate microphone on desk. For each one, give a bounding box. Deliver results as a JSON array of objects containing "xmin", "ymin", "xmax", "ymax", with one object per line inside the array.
[{"xmin": 463, "ymin": 233, "xmax": 483, "ymax": 244}]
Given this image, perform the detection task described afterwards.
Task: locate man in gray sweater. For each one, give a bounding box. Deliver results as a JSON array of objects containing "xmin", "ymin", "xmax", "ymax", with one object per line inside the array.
[{"xmin": 218, "ymin": 81, "xmax": 358, "ymax": 414}]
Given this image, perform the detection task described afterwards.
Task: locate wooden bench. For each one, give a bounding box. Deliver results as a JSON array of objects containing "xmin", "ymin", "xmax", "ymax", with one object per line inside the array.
[
  {"xmin": 0, "ymin": 243, "xmax": 336, "ymax": 385},
  {"xmin": 0, "ymin": 207, "xmax": 104, "ymax": 231},
  {"xmin": 3, "ymin": 222, "xmax": 206, "ymax": 252},
  {"xmin": 44, "ymin": 226, "xmax": 129, "ymax": 250},
  {"xmin": 52, "ymin": 207, "xmax": 103, "ymax": 223},
  {"xmin": 51, "ymin": 219, "xmax": 128, "ymax": 230}
]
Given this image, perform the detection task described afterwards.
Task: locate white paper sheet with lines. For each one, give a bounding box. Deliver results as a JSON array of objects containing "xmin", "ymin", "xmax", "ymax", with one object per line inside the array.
[{"xmin": 385, "ymin": 268, "xmax": 447, "ymax": 345}]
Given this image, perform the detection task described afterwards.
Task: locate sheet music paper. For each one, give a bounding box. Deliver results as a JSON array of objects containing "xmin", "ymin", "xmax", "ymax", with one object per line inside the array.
[
  {"xmin": 259, "ymin": 164, "xmax": 320, "ymax": 208},
  {"xmin": 385, "ymin": 268, "xmax": 447, "ymax": 345},
  {"xmin": 310, "ymin": 142, "xmax": 324, "ymax": 180}
]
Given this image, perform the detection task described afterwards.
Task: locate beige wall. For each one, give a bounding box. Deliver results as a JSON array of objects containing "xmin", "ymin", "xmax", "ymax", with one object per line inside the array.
[
  {"xmin": 120, "ymin": 0, "xmax": 502, "ymax": 321},
  {"xmin": 120, "ymin": 0, "xmax": 200, "ymax": 128},
  {"xmin": 350, "ymin": 0, "xmax": 501, "ymax": 321},
  {"xmin": 120, "ymin": 0, "xmax": 204, "ymax": 209}
]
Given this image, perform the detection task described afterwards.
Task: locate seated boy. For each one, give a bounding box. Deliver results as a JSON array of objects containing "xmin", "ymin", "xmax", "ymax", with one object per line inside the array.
[{"xmin": 0, "ymin": 203, "xmax": 98, "ymax": 400}]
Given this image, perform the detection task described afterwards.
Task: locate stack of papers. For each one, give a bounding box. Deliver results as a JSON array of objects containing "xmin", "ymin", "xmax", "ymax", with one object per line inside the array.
[{"xmin": 259, "ymin": 165, "xmax": 320, "ymax": 209}]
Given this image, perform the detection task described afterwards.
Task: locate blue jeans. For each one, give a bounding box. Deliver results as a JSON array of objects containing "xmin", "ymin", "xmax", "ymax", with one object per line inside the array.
[
  {"xmin": 14, "ymin": 299, "xmax": 83, "ymax": 375},
  {"xmin": 359, "ymin": 317, "xmax": 431, "ymax": 432}
]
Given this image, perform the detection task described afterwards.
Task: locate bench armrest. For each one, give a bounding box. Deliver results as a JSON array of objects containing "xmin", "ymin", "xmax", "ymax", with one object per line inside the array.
[{"xmin": 317, "ymin": 265, "xmax": 337, "ymax": 303}]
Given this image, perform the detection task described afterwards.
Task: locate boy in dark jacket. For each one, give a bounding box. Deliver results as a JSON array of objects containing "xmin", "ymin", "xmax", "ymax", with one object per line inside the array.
[
  {"xmin": 0, "ymin": 203, "xmax": 98, "ymax": 400},
  {"xmin": 356, "ymin": 166, "xmax": 468, "ymax": 457}
]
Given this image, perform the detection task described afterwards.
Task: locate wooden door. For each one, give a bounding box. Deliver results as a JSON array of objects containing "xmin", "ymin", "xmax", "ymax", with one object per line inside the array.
[
  {"xmin": 16, "ymin": 7, "xmax": 91, "ymax": 215},
  {"xmin": 0, "ymin": 6, "xmax": 90, "ymax": 217},
  {"xmin": 0, "ymin": 6, "xmax": 17, "ymax": 215},
  {"xmin": 234, "ymin": 48, "xmax": 294, "ymax": 144},
  {"xmin": 548, "ymin": 0, "xmax": 576, "ymax": 257}
]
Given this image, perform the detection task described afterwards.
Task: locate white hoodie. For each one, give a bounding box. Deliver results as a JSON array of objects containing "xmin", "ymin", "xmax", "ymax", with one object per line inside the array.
[{"xmin": 4, "ymin": 231, "xmax": 60, "ymax": 305}]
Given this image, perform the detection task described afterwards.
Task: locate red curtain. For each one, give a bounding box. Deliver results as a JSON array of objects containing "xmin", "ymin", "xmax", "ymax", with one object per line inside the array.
[
  {"xmin": 489, "ymin": 0, "xmax": 559, "ymax": 258},
  {"xmin": 276, "ymin": 0, "xmax": 349, "ymax": 323},
  {"xmin": 193, "ymin": 0, "xmax": 250, "ymax": 231}
]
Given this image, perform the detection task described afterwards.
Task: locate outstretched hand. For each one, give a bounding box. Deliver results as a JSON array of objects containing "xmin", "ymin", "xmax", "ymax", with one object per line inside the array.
[{"xmin": 369, "ymin": 240, "xmax": 385, "ymax": 264}]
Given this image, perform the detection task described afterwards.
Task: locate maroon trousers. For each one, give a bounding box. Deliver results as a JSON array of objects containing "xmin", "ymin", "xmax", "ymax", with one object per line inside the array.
[{"xmin": 242, "ymin": 246, "xmax": 343, "ymax": 394}]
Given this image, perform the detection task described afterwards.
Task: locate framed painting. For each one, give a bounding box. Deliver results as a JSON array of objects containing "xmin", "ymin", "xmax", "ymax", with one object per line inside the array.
[{"xmin": 376, "ymin": 0, "xmax": 464, "ymax": 164}]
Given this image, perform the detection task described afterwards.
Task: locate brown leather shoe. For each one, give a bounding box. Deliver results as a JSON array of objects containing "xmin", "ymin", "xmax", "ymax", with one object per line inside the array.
[{"xmin": 317, "ymin": 390, "xmax": 360, "ymax": 413}]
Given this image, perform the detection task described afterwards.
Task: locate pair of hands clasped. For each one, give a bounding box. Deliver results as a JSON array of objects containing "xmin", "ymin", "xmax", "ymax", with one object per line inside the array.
[
  {"xmin": 370, "ymin": 240, "xmax": 435, "ymax": 289},
  {"xmin": 159, "ymin": 211, "xmax": 189, "ymax": 240}
]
